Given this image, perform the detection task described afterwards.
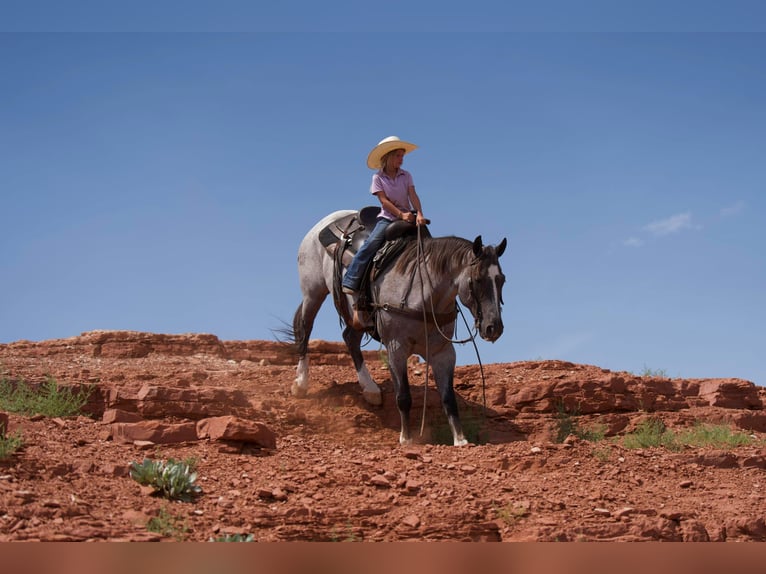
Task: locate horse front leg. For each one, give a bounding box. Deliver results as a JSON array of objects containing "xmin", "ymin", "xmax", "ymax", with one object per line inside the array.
[
  {"xmin": 342, "ymin": 326, "xmax": 382, "ymax": 405},
  {"xmin": 386, "ymin": 342, "xmax": 412, "ymax": 445},
  {"xmin": 431, "ymin": 347, "xmax": 467, "ymax": 446}
]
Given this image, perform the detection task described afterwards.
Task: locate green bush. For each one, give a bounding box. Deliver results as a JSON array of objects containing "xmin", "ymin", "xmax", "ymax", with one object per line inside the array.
[
  {"xmin": 554, "ymin": 402, "xmax": 605, "ymax": 443},
  {"xmin": 147, "ymin": 507, "xmax": 189, "ymax": 540},
  {"xmin": 0, "ymin": 430, "xmax": 23, "ymax": 461},
  {"xmin": 0, "ymin": 376, "xmax": 92, "ymax": 418},
  {"xmin": 129, "ymin": 458, "xmax": 202, "ymax": 502},
  {"xmin": 676, "ymin": 423, "xmax": 755, "ymax": 449},
  {"xmin": 638, "ymin": 365, "xmax": 668, "ymax": 378},
  {"xmin": 621, "ymin": 419, "xmax": 757, "ymax": 451},
  {"xmin": 622, "ymin": 418, "xmax": 679, "ymax": 450}
]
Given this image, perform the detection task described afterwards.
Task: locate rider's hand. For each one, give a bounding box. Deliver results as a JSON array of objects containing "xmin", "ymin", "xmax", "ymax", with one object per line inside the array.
[
  {"xmin": 416, "ymin": 213, "xmax": 427, "ymax": 226},
  {"xmin": 402, "ymin": 212, "xmax": 416, "ymax": 224}
]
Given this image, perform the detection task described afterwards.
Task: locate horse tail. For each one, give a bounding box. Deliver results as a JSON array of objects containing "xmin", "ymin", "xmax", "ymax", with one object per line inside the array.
[
  {"xmin": 291, "ymin": 301, "xmax": 308, "ymax": 356},
  {"xmin": 271, "ymin": 304, "xmax": 302, "ymax": 355}
]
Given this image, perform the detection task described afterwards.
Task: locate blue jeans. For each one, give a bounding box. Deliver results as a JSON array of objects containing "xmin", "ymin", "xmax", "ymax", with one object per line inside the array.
[{"xmin": 342, "ymin": 217, "xmax": 391, "ymax": 290}]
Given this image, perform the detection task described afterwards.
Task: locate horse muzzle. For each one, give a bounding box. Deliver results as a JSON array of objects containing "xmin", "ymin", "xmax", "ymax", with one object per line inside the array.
[{"xmin": 479, "ymin": 318, "xmax": 503, "ymax": 342}]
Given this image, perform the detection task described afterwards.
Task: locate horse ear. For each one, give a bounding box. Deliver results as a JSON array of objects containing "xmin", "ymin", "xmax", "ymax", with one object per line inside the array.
[
  {"xmin": 496, "ymin": 238, "xmax": 507, "ymax": 257},
  {"xmin": 472, "ymin": 236, "xmax": 483, "ymax": 257}
]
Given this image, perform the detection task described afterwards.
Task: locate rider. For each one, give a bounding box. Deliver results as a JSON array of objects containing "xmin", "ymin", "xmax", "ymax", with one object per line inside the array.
[{"xmin": 341, "ymin": 135, "xmax": 428, "ymax": 295}]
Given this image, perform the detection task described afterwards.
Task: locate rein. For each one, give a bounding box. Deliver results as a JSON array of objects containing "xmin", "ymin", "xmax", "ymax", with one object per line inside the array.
[{"xmin": 369, "ymin": 301, "xmax": 457, "ymax": 326}]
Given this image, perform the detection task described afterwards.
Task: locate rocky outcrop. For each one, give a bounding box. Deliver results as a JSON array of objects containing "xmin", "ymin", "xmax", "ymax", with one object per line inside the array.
[
  {"xmin": 1, "ymin": 331, "xmax": 766, "ymax": 543},
  {"xmin": 0, "ymin": 330, "xmax": 377, "ymax": 366}
]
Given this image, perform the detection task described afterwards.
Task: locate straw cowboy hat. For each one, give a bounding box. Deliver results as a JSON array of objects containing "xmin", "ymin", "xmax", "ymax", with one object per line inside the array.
[{"xmin": 366, "ymin": 136, "xmax": 418, "ymax": 169}]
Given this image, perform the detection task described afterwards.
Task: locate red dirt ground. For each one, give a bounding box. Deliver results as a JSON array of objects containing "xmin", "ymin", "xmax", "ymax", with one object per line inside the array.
[{"xmin": 1, "ymin": 331, "xmax": 764, "ymax": 542}]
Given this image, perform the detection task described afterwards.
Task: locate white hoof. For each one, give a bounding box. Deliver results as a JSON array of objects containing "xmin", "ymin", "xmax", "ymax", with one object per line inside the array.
[
  {"xmin": 362, "ymin": 389, "xmax": 382, "ymax": 406},
  {"xmin": 453, "ymin": 438, "xmax": 469, "ymax": 447},
  {"xmin": 399, "ymin": 435, "xmax": 413, "ymax": 446},
  {"xmin": 291, "ymin": 382, "xmax": 307, "ymax": 398}
]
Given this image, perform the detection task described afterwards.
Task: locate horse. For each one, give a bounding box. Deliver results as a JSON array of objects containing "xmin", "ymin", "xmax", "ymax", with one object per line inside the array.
[{"xmin": 290, "ymin": 209, "xmax": 507, "ymax": 446}]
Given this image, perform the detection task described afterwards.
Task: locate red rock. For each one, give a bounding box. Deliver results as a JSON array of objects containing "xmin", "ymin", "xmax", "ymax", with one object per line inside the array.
[
  {"xmin": 698, "ymin": 379, "xmax": 762, "ymax": 409},
  {"xmin": 369, "ymin": 475, "xmax": 390, "ymax": 488},
  {"xmin": 101, "ymin": 409, "xmax": 143, "ymax": 424},
  {"xmin": 196, "ymin": 416, "xmax": 276, "ymax": 450},
  {"xmin": 732, "ymin": 412, "xmax": 766, "ymax": 432},
  {"xmin": 110, "ymin": 420, "xmax": 198, "ymax": 444},
  {"xmin": 137, "ymin": 385, "xmax": 252, "ymax": 419}
]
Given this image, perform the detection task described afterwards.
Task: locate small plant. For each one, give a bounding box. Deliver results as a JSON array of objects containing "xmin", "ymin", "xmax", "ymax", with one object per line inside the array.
[
  {"xmin": 0, "ymin": 430, "xmax": 23, "ymax": 461},
  {"xmin": 329, "ymin": 523, "xmax": 360, "ymax": 542},
  {"xmin": 129, "ymin": 458, "xmax": 202, "ymax": 501},
  {"xmin": 0, "ymin": 375, "xmax": 92, "ymax": 418},
  {"xmin": 495, "ymin": 501, "xmax": 530, "ymax": 526},
  {"xmin": 677, "ymin": 423, "xmax": 755, "ymax": 449},
  {"xmin": 554, "ymin": 402, "xmax": 579, "ymax": 443},
  {"xmin": 620, "ymin": 419, "xmax": 758, "ymax": 451},
  {"xmin": 147, "ymin": 507, "xmax": 189, "ymax": 540},
  {"xmin": 578, "ymin": 424, "xmax": 607, "ymax": 443},
  {"xmin": 554, "ymin": 402, "xmax": 605, "ymax": 443},
  {"xmin": 639, "ymin": 365, "xmax": 667, "ymax": 378},
  {"xmin": 592, "ymin": 444, "xmax": 612, "ymax": 463},
  {"xmin": 210, "ymin": 533, "xmax": 255, "ymax": 542},
  {"xmin": 622, "ymin": 418, "xmax": 679, "ymax": 451}
]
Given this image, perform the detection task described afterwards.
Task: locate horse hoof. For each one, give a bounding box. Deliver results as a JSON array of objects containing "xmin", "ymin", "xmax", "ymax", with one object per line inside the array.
[
  {"xmin": 291, "ymin": 383, "xmax": 307, "ymax": 398},
  {"xmin": 362, "ymin": 390, "xmax": 382, "ymax": 406},
  {"xmin": 453, "ymin": 438, "xmax": 469, "ymax": 447}
]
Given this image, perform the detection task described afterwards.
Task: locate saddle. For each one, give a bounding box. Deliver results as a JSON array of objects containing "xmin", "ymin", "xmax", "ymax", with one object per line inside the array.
[
  {"xmin": 318, "ymin": 206, "xmax": 379, "ymax": 266},
  {"xmin": 318, "ymin": 207, "xmax": 430, "ymax": 271},
  {"xmin": 320, "ymin": 207, "xmax": 431, "ymax": 335}
]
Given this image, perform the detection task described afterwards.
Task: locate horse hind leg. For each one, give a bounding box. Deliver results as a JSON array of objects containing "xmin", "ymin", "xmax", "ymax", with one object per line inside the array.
[
  {"xmin": 342, "ymin": 326, "xmax": 382, "ymax": 406},
  {"xmin": 291, "ymin": 293, "xmax": 325, "ymax": 398}
]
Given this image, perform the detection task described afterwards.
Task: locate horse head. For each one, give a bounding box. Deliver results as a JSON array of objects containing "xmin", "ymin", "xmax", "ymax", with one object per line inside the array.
[{"xmin": 459, "ymin": 235, "xmax": 507, "ymax": 342}]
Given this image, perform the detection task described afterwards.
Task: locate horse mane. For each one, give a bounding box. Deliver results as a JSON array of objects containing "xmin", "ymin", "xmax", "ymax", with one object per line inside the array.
[{"xmin": 393, "ymin": 236, "xmax": 474, "ymax": 276}]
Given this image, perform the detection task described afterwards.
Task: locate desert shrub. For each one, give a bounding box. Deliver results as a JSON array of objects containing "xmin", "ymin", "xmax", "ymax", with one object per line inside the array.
[
  {"xmin": 129, "ymin": 458, "xmax": 202, "ymax": 502},
  {"xmin": 147, "ymin": 507, "xmax": 189, "ymax": 540},
  {"xmin": 622, "ymin": 418, "xmax": 679, "ymax": 450},
  {"xmin": 0, "ymin": 430, "xmax": 23, "ymax": 461},
  {"xmin": 0, "ymin": 376, "xmax": 92, "ymax": 418},
  {"xmin": 676, "ymin": 423, "xmax": 755, "ymax": 449},
  {"xmin": 638, "ymin": 365, "xmax": 668, "ymax": 378},
  {"xmin": 554, "ymin": 402, "xmax": 605, "ymax": 443},
  {"xmin": 622, "ymin": 419, "xmax": 757, "ymax": 451},
  {"xmin": 495, "ymin": 501, "xmax": 530, "ymax": 526}
]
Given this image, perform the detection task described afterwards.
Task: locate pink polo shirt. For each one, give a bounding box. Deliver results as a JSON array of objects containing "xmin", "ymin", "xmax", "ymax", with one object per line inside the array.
[{"xmin": 370, "ymin": 169, "xmax": 415, "ymax": 221}]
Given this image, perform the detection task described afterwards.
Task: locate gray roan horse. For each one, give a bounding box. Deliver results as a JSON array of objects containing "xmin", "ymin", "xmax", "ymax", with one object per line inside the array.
[{"xmin": 290, "ymin": 209, "xmax": 507, "ymax": 446}]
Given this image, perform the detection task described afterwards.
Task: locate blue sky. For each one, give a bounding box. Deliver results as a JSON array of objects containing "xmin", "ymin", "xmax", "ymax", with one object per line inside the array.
[{"xmin": 1, "ymin": 25, "xmax": 764, "ymax": 384}]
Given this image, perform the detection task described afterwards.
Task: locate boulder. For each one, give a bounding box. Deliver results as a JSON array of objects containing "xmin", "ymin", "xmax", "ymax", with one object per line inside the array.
[{"xmin": 196, "ymin": 416, "xmax": 276, "ymax": 450}]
